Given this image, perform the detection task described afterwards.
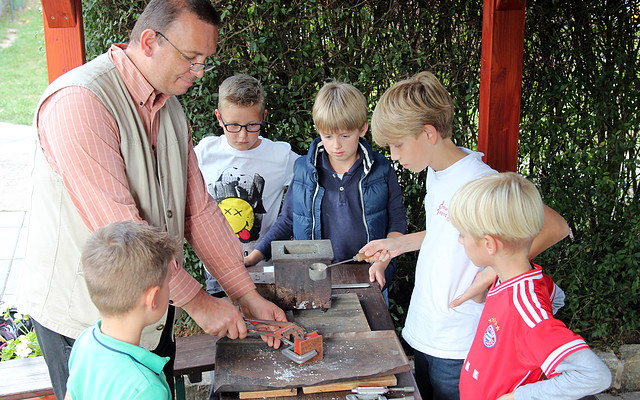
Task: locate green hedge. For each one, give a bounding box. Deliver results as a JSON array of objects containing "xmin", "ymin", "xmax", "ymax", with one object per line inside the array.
[
  {"xmin": 520, "ymin": 1, "xmax": 640, "ymax": 346},
  {"xmin": 83, "ymin": 0, "xmax": 639, "ymax": 348}
]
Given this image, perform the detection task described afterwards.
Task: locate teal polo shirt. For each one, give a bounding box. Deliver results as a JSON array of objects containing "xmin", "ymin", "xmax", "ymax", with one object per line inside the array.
[{"xmin": 67, "ymin": 321, "xmax": 171, "ymax": 400}]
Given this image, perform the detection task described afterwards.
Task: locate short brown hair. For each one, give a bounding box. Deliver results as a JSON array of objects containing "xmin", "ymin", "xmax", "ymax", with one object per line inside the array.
[
  {"xmin": 81, "ymin": 221, "xmax": 179, "ymax": 316},
  {"xmin": 218, "ymin": 74, "xmax": 265, "ymax": 114},
  {"xmin": 129, "ymin": 0, "xmax": 221, "ymax": 44},
  {"xmin": 312, "ymin": 80, "xmax": 368, "ymax": 134},
  {"xmin": 371, "ymin": 71, "xmax": 454, "ymax": 146}
]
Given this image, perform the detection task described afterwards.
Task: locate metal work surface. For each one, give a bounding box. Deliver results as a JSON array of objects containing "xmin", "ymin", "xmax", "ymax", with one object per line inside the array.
[{"xmin": 272, "ymin": 240, "xmax": 334, "ymax": 310}]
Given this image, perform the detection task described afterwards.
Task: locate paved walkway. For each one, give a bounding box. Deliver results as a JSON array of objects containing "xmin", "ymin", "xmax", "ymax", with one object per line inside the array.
[{"xmin": 0, "ymin": 121, "xmax": 33, "ymax": 309}]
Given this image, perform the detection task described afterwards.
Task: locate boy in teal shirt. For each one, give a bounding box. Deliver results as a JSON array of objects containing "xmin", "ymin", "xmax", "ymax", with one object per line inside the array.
[{"xmin": 65, "ymin": 221, "xmax": 179, "ymax": 400}]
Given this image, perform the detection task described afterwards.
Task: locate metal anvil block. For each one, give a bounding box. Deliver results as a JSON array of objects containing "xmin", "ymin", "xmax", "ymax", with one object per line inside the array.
[{"xmin": 271, "ymin": 240, "xmax": 333, "ymax": 310}]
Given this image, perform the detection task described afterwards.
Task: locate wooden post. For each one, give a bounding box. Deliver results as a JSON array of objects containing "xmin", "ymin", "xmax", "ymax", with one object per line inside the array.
[
  {"xmin": 41, "ymin": 0, "xmax": 85, "ymax": 83},
  {"xmin": 478, "ymin": 0, "xmax": 526, "ymax": 172}
]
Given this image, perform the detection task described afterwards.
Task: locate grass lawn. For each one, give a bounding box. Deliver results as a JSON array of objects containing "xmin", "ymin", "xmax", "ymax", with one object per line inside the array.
[{"xmin": 0, "ymin": 0, "xmax": 48, "ymax": 125}]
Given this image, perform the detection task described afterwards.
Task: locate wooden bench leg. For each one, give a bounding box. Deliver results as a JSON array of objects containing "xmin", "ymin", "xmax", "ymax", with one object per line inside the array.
[
  {"xmin": 175, "ymin": 375, "xmax": 186, "ymax": 400},
  {"xmin": 188, "ymin": 372, "xmax": 202, "ymax": 383},
  {"xmin": 174, "ymin": 333, "xmax": 220, "ymax": 400}
]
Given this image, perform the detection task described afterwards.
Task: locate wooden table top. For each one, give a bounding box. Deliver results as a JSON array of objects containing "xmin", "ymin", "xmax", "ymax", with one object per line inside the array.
[{"xmin": 219, "ymin": 263, "xmax": 421, "ymax": 400}]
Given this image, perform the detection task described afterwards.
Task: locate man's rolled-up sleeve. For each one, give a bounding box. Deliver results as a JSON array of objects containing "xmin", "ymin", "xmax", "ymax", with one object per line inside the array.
[{"xmin": 183, "ymin": 144, "xmax": 256, "ymax": 301}]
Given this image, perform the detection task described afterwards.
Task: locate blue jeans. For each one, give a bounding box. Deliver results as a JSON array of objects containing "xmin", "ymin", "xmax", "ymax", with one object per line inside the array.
[
  {"xmin": 32, "ymin": 318, "xmax": 75, "ymax": 400},
  {"xmin": 413, "ymin": 349, "xmax": 464, "ymax": 400}
]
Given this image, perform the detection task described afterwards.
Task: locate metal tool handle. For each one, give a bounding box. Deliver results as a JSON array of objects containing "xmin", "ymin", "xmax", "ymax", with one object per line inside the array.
[
  {"xmin": 346, "ymin": 395, "xmax": 414, "ymax": 400},
  {"xmin": 244, "ymin": 318, "xmax": 286, "ymax": 325},
  {"xmin": 327, "ymin": 253, "xmax": 371, "ymax": 268},
  {"xmin": 353, "ymin": 386, "xmax": 415, "ymax": 395},
  {"xmin": 388, "ymin": 386, "xmax": 414, "ymax": 392},
  {"xmin": 388, "ymin": 397, "xmax": 415, "ymax": 400}
]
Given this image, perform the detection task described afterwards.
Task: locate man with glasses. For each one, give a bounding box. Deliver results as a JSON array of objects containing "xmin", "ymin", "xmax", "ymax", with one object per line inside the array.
[
  {"xmin": 17, "ymin": 1, "xmax": 285, "ymax": 398},
  {"xmin": 194, "ymin": 74, "xmax": 299, "ymax": 297}
]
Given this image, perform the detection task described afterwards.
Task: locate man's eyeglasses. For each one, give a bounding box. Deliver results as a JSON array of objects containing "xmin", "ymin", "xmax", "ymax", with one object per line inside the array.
[
  {"xmin": 219, "ymin": 115, "xmax": 263, "ymax": 133},
  {"xmin": 155, "ymin": 31, "xmax": 215, "ymax": 72}
]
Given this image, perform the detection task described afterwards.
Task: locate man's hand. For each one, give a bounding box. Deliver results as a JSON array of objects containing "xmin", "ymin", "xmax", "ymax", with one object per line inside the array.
[
  {"xmin": 449, "ymin": 267, "xmax": 496, "ymax": 308},
  {"xmin": 181, "ymin": 290, "xmax": 247, "ymax": 339},
  {"xmin": 237, "ymin": 289, "xmax": 287, "ymax": 349}
]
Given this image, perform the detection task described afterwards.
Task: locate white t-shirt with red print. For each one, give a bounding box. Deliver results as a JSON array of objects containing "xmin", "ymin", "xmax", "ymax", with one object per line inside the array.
[{"xmin": 402, "ymin": 148, "xmax": 496, "ymax": 359}]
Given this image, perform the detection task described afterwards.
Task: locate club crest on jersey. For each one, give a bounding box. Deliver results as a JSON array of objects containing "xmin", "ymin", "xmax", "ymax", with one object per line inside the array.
[{"xmin": 483, "ymin": 324, "xmax": 497, "ymax": 348}]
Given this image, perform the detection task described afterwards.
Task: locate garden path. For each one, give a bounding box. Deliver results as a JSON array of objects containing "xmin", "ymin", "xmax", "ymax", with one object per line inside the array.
[{"xmin": 0, "ymin": 121, "xmax": 33, "ymax": 309}]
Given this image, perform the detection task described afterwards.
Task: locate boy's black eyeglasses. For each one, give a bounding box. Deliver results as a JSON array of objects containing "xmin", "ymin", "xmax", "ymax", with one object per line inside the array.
[
  {"xmin": 219, "ymin": 116, "xmax": 263, "ymax": 133},
  {"xmin": 155, "ymin": 31, "xmax": 215, "ymax": 72}
]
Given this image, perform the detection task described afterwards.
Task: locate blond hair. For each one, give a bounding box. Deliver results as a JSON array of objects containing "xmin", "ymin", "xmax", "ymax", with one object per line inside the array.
[
  {"xmin": 218, "ymin": 74, "xmax": 265, "ymax": 113},
  {"xmin": 81, "ymin": 221, "xmax": 179, "ymax": 316},
  {"xmin": 312, "ymin": 80, "xmax": 368, "ymax": 134},
  {"xmin": 371, "ymin": 71, "xmax": 454, "ymax": 146},
  {"xmin": 449, "ymin": 173, "xmax": 544, "ymax": 245}
]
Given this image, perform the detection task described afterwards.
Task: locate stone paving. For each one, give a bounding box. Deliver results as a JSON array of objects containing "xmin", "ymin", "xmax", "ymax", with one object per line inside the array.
[{"xmin": 0, "ymin": 121, "xmax": 33, "ymax": 309}]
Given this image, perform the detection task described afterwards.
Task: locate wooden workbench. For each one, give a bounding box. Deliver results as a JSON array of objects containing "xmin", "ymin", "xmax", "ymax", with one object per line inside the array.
[{"xmin": 219, "ymin": 263, "xmax": 421, "ymax": 400}]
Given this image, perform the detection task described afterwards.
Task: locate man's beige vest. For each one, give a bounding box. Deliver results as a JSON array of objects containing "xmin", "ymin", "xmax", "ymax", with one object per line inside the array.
[{"xmin": 17, "ymin": 53, "xmax": 189, "ymax": 349}]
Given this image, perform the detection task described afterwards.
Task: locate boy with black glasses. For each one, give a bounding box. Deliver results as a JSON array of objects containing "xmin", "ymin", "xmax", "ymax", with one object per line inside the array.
[{"xmin": 194, "ymin": 74, "xmax": 299, "ymax": 295}]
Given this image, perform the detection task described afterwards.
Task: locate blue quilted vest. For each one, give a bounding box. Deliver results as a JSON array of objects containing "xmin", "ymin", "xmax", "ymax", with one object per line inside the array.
[{"xmin": 290, "ymin": 137, "xmax": 390, "ymax": 242}]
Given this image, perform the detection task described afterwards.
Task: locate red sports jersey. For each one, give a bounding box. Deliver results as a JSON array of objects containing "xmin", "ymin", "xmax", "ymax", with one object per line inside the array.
[{"xmin": 459, "ymin": 264, "xmax": 588, "ymax": 400}]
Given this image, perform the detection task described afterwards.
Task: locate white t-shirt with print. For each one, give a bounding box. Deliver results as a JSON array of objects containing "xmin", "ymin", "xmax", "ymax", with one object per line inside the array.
[
  {"xmin": 402, "ymin": 148, "xmax": 496, "ymax": 360},
  {"xmin": 194, "ymin": 135, "xmax": 299, "ymax": 257}
]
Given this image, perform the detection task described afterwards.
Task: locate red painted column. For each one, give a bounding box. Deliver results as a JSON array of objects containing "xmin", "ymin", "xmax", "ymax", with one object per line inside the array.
[
  {"xmin": 41, "ymin": 0, "xmax": 85, "ymax": 83},
  {"xmin": 478, "ymin": 0, "xmax": 526, "ymax": 172}
]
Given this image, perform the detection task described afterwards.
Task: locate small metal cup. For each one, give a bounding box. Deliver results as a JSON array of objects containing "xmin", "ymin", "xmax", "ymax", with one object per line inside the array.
[{"xmin": 308, "ymin": 262, "xmax": 328, "ymax": 281}]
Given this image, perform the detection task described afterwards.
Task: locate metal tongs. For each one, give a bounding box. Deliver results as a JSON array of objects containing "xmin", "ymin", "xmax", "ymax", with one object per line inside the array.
[
  {"xmin": 244, "ymin": 318, "xmax": 305, "ymax": 341},
  {"xmin": 244, "ymin": 318, "xmax": 318, "ymax": 364},
  {"xmin": 352, "ymin": 386, "xmax": 415, "ymax": 395}
]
